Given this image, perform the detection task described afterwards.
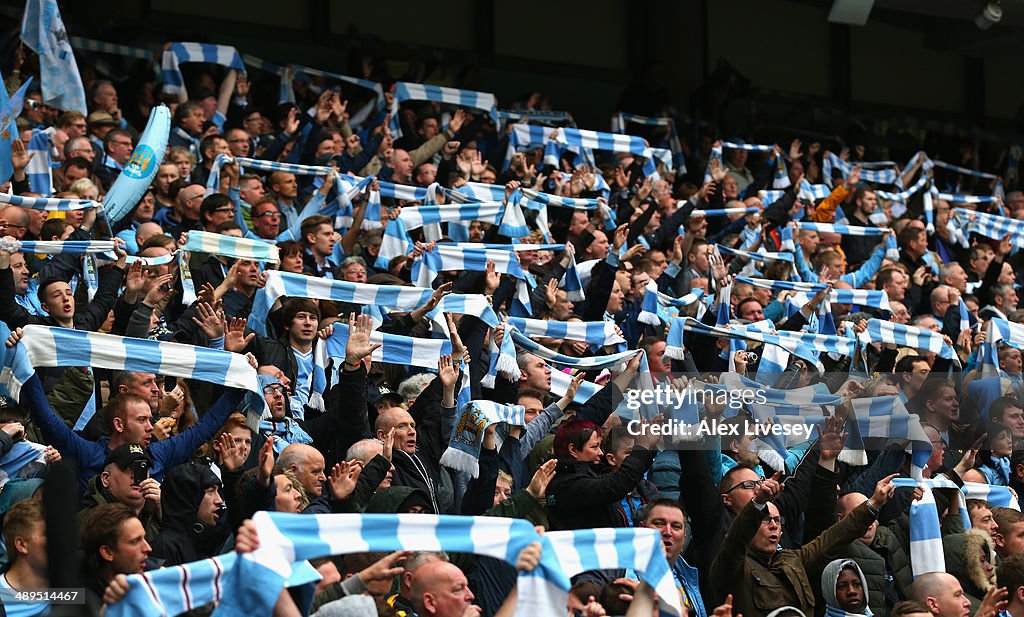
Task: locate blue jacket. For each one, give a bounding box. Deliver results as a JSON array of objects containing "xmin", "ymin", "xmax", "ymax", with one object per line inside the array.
[
  {"xmin": 23, "ymin": 373, "xmax": 245, "ymax": 492},
  {"xmin": 674, "ymin": 557, "xmax": 707, "ymax": 617}
]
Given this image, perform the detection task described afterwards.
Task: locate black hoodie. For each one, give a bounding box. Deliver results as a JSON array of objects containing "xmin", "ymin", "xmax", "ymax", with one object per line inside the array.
[{"xmin": 150, "ymin": 460, "xmax": 231, "ymax": 566}]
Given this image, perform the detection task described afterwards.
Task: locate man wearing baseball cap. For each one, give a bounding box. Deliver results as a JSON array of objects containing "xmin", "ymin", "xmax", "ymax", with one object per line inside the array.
[{"xmin": 80, "ymin": 443, "xmax": 162, "ymax": 542}]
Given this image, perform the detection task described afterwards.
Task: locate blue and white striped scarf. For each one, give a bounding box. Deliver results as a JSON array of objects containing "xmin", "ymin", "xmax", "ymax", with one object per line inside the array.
[
  {"xmin": 389, "ymin": 82, "xmax": 499, "ymax": 137},
  {"xmin": 543, "ymin": 527, "xmax": 685, "ymax": 617},
  {"xmin": 667, "ymin": 317, "xmax": 841, "ymax": 367},
  {"xmin": 181, "ymin": 231, "xmax": 280, "ymax": 263},
  {"xmin": 255, "ymin": 271, "xmax": 429, "ymax": 334},
  {"xmin": 716, "ymin": 244, "xmax": 794, "ymax": 263},
  {"xmin": 759, "ymin": 181, "xmax": 832, "ymax": 207},
  {"xmin": 413, "ymin": 244, "xmax": 535, "ymax": 316},
  {"xmin": 70, "ymin": 36, "xmax": 154, "ymax": 61},
  {"xmin": 26, "ymin": 128, "xmax": 54, "ymax": 196},
  {"xmin": 892, "ymin": 477, "xmax": 1020, "ymax": 579},
  {"xmin": 1, "ymin": 325, "xmax": 263, "ymax": 429},
  {"xmin": 440, "ymin": 400, "xmax": 526, "ymax": 477},
  {"xmin": 549, "ymin": 368, "xmax": 600, "ymax": 404},
  {"xmin": 791, "ymin": 223, "xmax": 898, "ymax": 260},
  {"xmin": 0, "ymin": 192, "xmax": 99, "ymax": 210},
  {"xmin": 706, "ymin": 141, "xmax": 788, "ymax": 189},
  {"xmin": 211, "ymin": 512, "xmax": 570, "ymax": 617},
  {"xmin": 858, "ymin": 319, "xmax": 956, "ymax": 361},
  {"xmin": 0, "ymin": 441, "xmax": 45, "ymax": 489},
  {"xmin": 234, "ymin": 157, "xmax": 332, "ymax": 176},
  {"xmin": 637, "ymin": 282, "xmax": 704, "ymax": 326},
  {"xmin": 0, "ymin": 238, "xmax": 115, "ymax": 255},
  {"xmin": 324, "ymin": 322, "xmax": 452, "ymax": 370},
  {"xmin": 822, "ymin": 152, "xmax": 900, "ymax": 187},
  {"xmin": 938, "ymin": 191, "xmax": 998, "ymax": 204},
  {"xmin": 692, "ymin": 207, "xmax": 760, "ymax": 218},
  {"xmin": 376, "ymin": 202, "xmax": 507, "ymax": 268},
  {"xmin": 955, "ymin": 208, "xmax": 1024, "ymax": 248},
  {"xmin": 505, "ymin": 317, "xmax": 624, "ymax": 347},
  {"xmin": 106, "ymin": 552, "xmax": 321, "ymax": 617},
  {"xmin": 507, "ymin": 329, "xmax": 658, "ymax": 420},
  {"xmin": 160, "ymin": 42, "xmax": 245, "ymax": 97},
  {"xmin": 611, "ymin": 112, "xmax": 686, "ymax": 173},
  {"xmin": 243, "ymin": 54, "xmax": 384, "ymax": 110},
  {"xmin": 876, "ymin": 174, "xmax": 929, "ymax": 204}
]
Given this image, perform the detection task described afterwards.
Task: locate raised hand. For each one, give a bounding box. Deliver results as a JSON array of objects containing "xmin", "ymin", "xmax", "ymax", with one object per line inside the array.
[
  {"xmin": 381, "ymin": 427, "xmax": 395, "ymax": 461},
  {"xmin": 216, "ymin": 432, "xmax": 247, "ymax": 472},
  {"xmin": 143, "ymin": 273, "xmax": 175, "ymax": 307},
  {"xmin": 817, "ymin": 414, "xmax": 847, "ymax": 463},
  {"xmin": 445, "ymin": 312, "xmax": 468, "ymax": 363},
  {"xmin": 526, "ymin": 458, "xmax": 557, "ymax": 500},
  {"xmin": 192, "ymin": 302, "xmax": 225, "ymax": 339},
  {"xmin": 484, "ymin": 261, "xmax": 501, "ymax": 295},
  {"xmin": 358, "ymin": 551, "xmax": 411, "ymax": 585},
  {"xmin": 345, "ymin": 313, "xmax": 381, "ymax": 365},
  {"xmin": 867, "ymin": 473, "xmax": 899, "ymax": 509},
  {"xmin": 328, "ymin": 460, "xmax": 362, "ymax": 501},
  {"xmin": 753, "ymin": 471, "xmax": 784, "ymax": 505},
  {"xmin": 124, "ymin": 261, "xmax": 145, "ymax": 297},
  {"xmin": 225, "ymin": 317, "xmax": 255, "ymax": 353},
  {"xmin": 256, "ymin": 438, "xmax": 275, "ymax": 487},
  {"xmin": 438, "ymin": 354, "xmax": 458, "ymax": 391}
]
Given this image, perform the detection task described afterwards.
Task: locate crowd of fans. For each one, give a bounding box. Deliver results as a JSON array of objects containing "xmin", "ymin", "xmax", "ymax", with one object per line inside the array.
[{"xmin": 6, "ymin": 16, "xmax": 1024, "ymax": 617}]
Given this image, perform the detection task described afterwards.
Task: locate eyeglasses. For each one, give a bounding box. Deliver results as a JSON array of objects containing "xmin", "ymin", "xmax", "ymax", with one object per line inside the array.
[
  {"xmin": 263, "ymin": 384, "xmax": 288, "ymax": 396},
  {"xmin": 112, "ymin": 140, "xmax": 133, "ymax": 147},
  {"xmin": 760, "ymin": 515, "xmax": 783, "ymax": 526},
  {"xmin": 255, "ymin": 211, "xmax": 281, "ymax": 219},
  {"xmin": 724, "ymin": 477, "xmax": 765, "ymax": 493},
  {"xmin": 185, "ymin": 194, "xmax": 204, "ymax": 202},
  {"xmin": 0, "ymin": 223, "xmax": 25, "ymax": 230},
  {"xmin": 213, "ymin": 207, "xmax": 236, "ymax": 214}
]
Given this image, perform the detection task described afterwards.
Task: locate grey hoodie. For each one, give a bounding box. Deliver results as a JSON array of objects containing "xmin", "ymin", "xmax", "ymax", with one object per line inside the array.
[{"xmin": 821, "ymin": 559, "xmax": 871, "ymax": 616}]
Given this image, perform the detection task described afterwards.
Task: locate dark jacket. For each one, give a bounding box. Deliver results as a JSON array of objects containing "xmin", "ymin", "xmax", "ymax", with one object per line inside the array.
[
  {"xmin": 79, "ymin": 476, "xmax": 163, "ymax": 543},
  {"xmin": 389, "ymin": 371, "xmax": 458, "ymax": 514},
  {"xmin": 150, "ymin": 460, "xmax": 231, "ymax": 566},
  {"xmin": 546, "ymin": 446, "xmax": 656, "ymax": 531},
  {"xmin": 710, "ymin": 500, "xmax": 879, "ymax": 617}
]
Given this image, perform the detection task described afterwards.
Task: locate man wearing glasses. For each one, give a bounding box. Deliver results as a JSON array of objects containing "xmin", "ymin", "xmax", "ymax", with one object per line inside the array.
[
  {"xmin": 679, "ymin": 415, "xmax": 852, "ymax": 607},
  {"xmin": 710, "ymin": 472, "xmax": 900, "ymax": 617},
  {"xmin": 250, "ymin": 198, "xmax": 281, "ymax": 241},
  {"xmin": 96, "ymin": 128, "xmax": 134, "ymax": 188}
]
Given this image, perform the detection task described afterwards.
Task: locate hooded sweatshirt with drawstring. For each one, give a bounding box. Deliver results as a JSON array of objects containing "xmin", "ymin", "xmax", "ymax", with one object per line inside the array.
[{"xmin": 821, "ymin": 559, "xmax": 872, "ymax": 617}]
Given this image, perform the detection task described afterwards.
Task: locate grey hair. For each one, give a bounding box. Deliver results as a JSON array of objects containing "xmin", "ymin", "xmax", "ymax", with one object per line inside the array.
[
  {"xmin": 345, "ymin": 438, "xmax": 383, "ymax": 463},
  {"xmin": 398, "ymin": 373, "xmax": 436, "ymax": 403}
]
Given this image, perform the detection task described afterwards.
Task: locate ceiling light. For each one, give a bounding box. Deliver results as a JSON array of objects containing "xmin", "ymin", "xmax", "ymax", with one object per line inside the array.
[{"xmin": 975, "ymin": 1, "xmax": 1003, "ymax": 29}]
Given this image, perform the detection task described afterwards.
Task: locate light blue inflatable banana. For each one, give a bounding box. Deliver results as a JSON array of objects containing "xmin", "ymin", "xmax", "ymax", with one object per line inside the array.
[{"xmin": 102, "ymin": 104, "xmax": 170, "ymax": 224}]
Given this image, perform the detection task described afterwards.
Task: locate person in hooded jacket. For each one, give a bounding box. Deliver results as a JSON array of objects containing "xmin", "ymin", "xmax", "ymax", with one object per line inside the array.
[
  {"xmin": 942, "ymin": 528, "xmax": 997, "ymax": 615},
  {"xmin": 821, "ymin": 559, "xmax": 871, "ymax": 617},
  {"xmin": 149, "ymin": 459, "xmax": 230, "ymax": 566}
]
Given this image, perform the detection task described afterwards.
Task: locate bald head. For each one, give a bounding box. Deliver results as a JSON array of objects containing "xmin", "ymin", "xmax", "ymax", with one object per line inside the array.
[
  {"xmin": 837, "ymin": 492, "xmax": 868, "ymax": 518},
  {"xmin": 346, "ymin": 438, "xmax": 383, "ymax": 464},
  {"xmin": 276, "ymin": 443, "xmax": 325, "ymax": 498},
  {"xmin": 376, "ymin": 407, "xmax": 417, "ymax": 454},
  {"xmin": 911, "ymin": 572, "xmax": 971, "ymax": 617},
  {"xmin": 410, "ymin": 561, "xmax": 474, "ymax": 617},
  {"xmin": 136, "ymin": 222, "xmax": 164, "ymax": 247}
]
